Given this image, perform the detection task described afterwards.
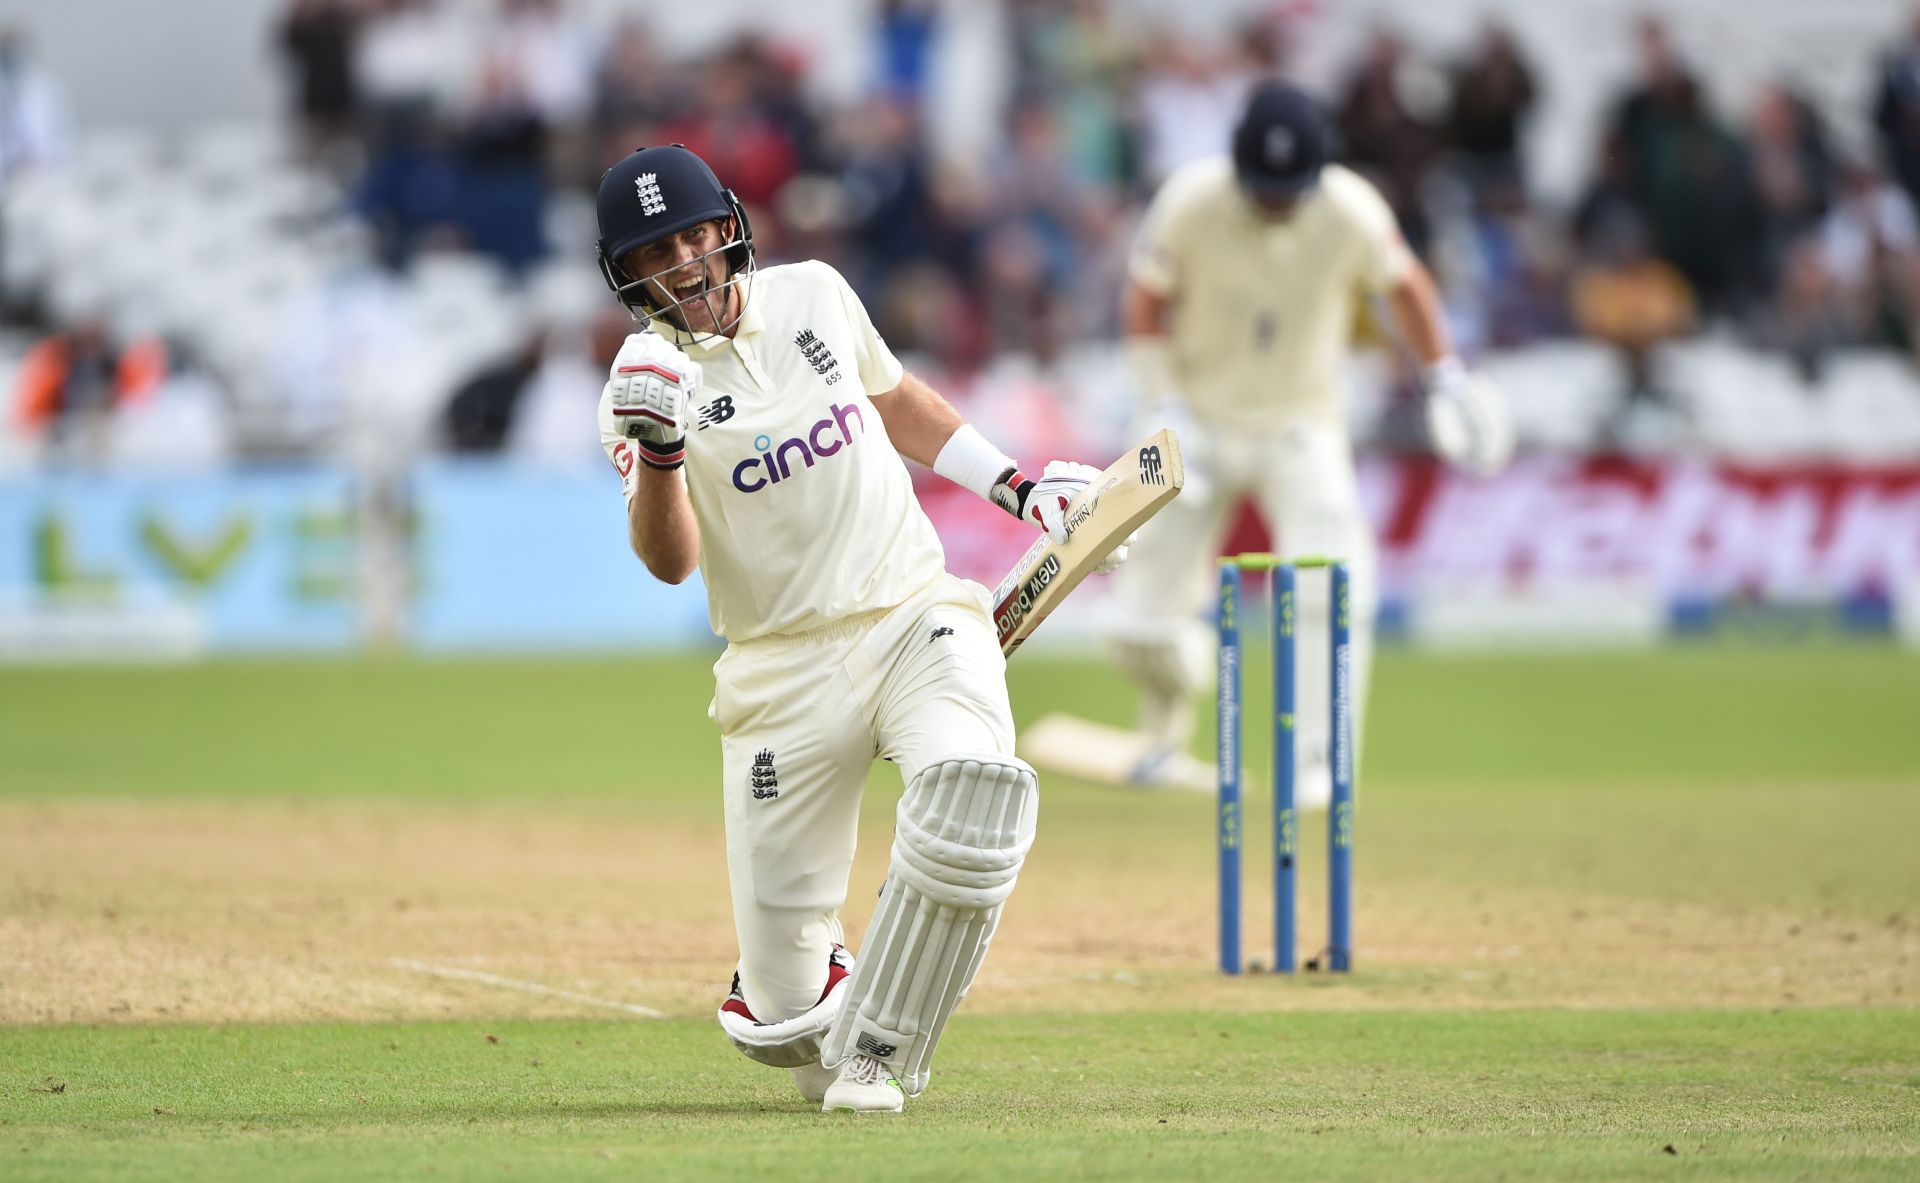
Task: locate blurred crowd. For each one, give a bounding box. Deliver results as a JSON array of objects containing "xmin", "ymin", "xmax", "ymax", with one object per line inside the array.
[{"xmin": 6, "ymin": 0, "xmax": 1920, "ymax": 469}]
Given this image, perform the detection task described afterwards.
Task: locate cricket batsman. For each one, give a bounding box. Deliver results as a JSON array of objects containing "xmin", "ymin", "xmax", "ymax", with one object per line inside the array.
[
  {"xmin": 1109, "ymin": 81, "xmax": 1513, "ymax": 799},
  {"xmin": 592, "ymin": 145, "xmax": 1123, "ymax": 1112}
]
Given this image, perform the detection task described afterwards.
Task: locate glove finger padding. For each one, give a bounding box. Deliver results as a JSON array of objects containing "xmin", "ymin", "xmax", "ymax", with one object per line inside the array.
[
  {"xmin": 1025, "ymin": 460, "xmax": 1100, "ymax": 543},
  {"xmin": 611, "ymin": 343, "xmax": 699, "ymax": 469}
]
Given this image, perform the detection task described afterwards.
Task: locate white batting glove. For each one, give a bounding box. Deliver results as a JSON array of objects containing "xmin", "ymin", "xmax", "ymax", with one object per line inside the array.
[
  {"xmin": 989, "ymin": 460, "xmax": 1132, "ymax": 572},
  {"xmin": 1424, "ymin": 360, "xmax": 1514, "ymax": 478},
  {"xmin": 610, "ymin": 336, "xmax": 700, "ymax": 470}
]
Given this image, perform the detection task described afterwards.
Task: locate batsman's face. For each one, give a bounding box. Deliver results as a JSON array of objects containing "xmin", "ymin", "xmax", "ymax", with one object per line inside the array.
[{"xmin": 625, "ymin": 217, "xmax": 739, "ymax": 336}]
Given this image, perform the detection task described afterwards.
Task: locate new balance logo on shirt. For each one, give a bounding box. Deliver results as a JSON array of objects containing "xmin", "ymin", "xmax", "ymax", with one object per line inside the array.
[{"xmin": 697, "ymin": 395, "xmax": 736, "ymax": 430}]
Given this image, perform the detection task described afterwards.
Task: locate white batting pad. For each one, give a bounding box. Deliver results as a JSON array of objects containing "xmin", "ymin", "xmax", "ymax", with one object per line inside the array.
[{"xmin": 821, "ymin": 755, "xmax": 1038, "ymax": 1096}]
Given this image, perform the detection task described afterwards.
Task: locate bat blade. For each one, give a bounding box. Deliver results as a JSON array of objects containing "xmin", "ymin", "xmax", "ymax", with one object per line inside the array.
[{"xmin": 992, "ymin": 430, "xmax": 1185, "ymax": 656}]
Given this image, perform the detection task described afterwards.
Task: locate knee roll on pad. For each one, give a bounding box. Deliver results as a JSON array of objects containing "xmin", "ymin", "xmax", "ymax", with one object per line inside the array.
[{"xmin": 822, "ymin": 754, "xmax": 1038, "ymax": 1096}]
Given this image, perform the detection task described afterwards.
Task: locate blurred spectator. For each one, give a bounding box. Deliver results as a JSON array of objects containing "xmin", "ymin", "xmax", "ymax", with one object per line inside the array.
[
  {"xmin": 1337, "ymin": 27, "xmax": 1441, "ymax": 254},
  {"xmin": 1874, "ymin": 7, "xmax": 1920, "ymax": 209},
  {"xmin": 1748, "ymin": 85, "xmax": 1835, "ymax": 288},
  {"xmin": 17, "ymin": 0, "xmax": 1920, "ymax": 475},
  {"xmin": 1570, "ymin": 208, "xmax": 1694, "ymax": 434},
  {"xmin": 277, "ymin": 0, "xmax": 362, "ymax": 163},
  {"xmin": 506, "ymin": 307, "xmax": 630, "ymax": 465},
  {"xmin": 657, "ymin": 38, "xmax": 801, "ymax": 212},
  {"xmin": 967, "ymin": 291, "xmax": 1088, "ymax": 464},
  {"xmin": 444, "ymin": 331, "xmax": 542, "ymax": 451},
  {"xmin": 0, "ymin": 27, "xmax": 68, "ymax": 179},
  {"xmin": 481, "ymin": 0, "xmax": 591, "ymax": 127},
  {"xmin": 1452, "ymin": 172, "xmax": 1569, "ymax": 348},
  {"xmin": 1134, "ymin": 32, "xmax": 1251, "ymax": 185},
  {"xmin": 750, "ymin": 42, "xmax": 827, "ymax": 178},
  {"xmin": 1762, "ymin": 237, "xmax": 1851, "ymax": 385},
  {"xmin": 1446, "ymin": 22, "xmax": 1536, "ymax": 199},
  {"xmin": 356, "ymin": 0, "xmax": 454, "ymax": 147},
  {"xmin": 11, "ymin": 308, "xmax": 168, "ymax": 452},
  {"xmin": 590, "ymin": 17, "xmax": 675, "ymax": 169},
  {"xmin": 354, "ymin": 0, "xmax": 459, "ymax": 266},
  {"xmin": 1818, "ymin": 163, "xmax": 1920, "ymax": 353},
  {"xmin": 984, "ymin": 101, "xmax": 1095, "ymax": 288},
  {"xmin": 451, "ymin": 48, "xmax": 551, "ymax": 271},
  {"xmin": 834, "ymin": 97, "xmax": 948, "ymax": 299},
  {"xmin": 1605, "ymin": 17, "xmax": 1760, "ymax": 319},
  {"xmin": 1005, "ymin": 0, "xmax": 1136, "ymax": 190},
  {"xmin": 481, "ymin": 0, "xmax": 593, "ymax": 185},
  {"xmin": 875, "ymin": 0, "xmax": 940, "ymax": 106}
]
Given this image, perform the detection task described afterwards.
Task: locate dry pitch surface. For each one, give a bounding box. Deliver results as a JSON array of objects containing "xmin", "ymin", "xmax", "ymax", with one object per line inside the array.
[{"xmin": 2, "ymin": 648, "xmax": 1915, "ymax": 1027}]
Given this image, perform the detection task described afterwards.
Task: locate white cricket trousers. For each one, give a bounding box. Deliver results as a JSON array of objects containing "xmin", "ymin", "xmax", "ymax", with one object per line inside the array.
[
  {"xmin": 1110, "ymin": 418, "xmax": 1377, "ymax": 760},
  {"xmin": 709, "ymin": 572, "xmax": 1017, "ymax": 1024}
]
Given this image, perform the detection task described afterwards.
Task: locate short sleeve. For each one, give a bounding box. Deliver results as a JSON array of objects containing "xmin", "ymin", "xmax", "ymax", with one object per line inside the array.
[
  {"xmin": 1128, "ymin": 165, "xmax": 1206, "ymax": 296},
  {"xmin": 827, "ymin": 265, "xmax": 905, "ymax": 396},
  {"xmin": 1331, "ymin": 168, "xmax": 1416, "ymax": 294}
]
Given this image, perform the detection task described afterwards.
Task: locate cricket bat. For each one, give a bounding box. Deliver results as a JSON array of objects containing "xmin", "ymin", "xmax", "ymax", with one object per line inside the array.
[
  {"xmin": 992, "ymin": 429, "xmax": 1184, "ymax": 656},
  {"xmin": 1019, "ymin": 713, "xmax": 1217, "ymax": 793}
]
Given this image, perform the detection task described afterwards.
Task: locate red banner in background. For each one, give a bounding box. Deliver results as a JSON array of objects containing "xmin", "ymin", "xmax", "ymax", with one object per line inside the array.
[
  {"xmin": 920, "ymin": 457, "xmax": 1920, "ymax": 606},
  {"xmin": 1365, "ymin": 457, "xmax": 1920, "ymax": 601},
  {"xmin": 917, "ymin": 483, "xmax": 1043, "ymax": 588}
]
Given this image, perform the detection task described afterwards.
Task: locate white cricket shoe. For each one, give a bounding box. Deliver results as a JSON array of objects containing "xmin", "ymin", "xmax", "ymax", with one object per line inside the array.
[
  {"xmin": 791, "ymin": 1061, "xmax": 837, "ymax": 1105},
  {"xmin": 821, "ymin": 1055, "xmax": 905, "ymax": 1114}
]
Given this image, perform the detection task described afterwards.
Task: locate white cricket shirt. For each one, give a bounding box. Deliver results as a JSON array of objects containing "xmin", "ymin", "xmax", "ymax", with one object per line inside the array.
[
  {"xmin": 1130, "ymin": 159, "xmax": 1414, "ymax": 431},
  {"xmin": 599, "ymin": 261, "xmax": 946, "ymax": 642}
]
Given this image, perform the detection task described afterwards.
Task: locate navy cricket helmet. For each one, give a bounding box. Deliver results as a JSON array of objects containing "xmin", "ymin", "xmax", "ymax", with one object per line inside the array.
[
  {"xmin": 595, "ymin": 144, "xmax": 755, "ymax": 324},
  {"xmin": 1231, "ymin": 81, "xmax": 1332, "ymax": 199}
]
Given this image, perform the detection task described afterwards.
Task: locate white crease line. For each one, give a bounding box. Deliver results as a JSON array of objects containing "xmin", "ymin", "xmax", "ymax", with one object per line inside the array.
[{"xmin": 389, "ymin": 959, "xmax": 665, "ymax": 1018}]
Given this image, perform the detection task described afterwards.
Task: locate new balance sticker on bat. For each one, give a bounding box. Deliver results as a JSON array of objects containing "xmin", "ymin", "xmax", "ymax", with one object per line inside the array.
[
  {"xmin": 1138, "ymin": 445, "xmax": 1166, "ymax": 486},
  {"xmin": 993, "ymin": 552, "xmax": 1060, "ymax": 638}
]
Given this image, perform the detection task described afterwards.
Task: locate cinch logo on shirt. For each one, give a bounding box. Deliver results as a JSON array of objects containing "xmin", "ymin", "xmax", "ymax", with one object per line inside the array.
[{"xmin": 730, "ymin": 402, "xmax": 866, "ymax": 493}]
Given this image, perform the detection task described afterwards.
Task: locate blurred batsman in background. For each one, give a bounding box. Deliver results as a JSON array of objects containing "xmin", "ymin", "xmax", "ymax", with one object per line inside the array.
[
  {"xmin": 592, "ymin": 145, "xmax": 1126, "ymax": 1113},
  {"xmin": 1057, "ymin": 82, "xmax": 1514, "ymax": 799}
]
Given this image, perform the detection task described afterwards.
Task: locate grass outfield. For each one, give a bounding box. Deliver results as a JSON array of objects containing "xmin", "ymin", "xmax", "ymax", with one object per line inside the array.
[
  {"xmin": 5, "ymin": 1011, "xmax": 1917, "ymax": 1182},
  {"xmin": 1, "ymin": 645, "xmax": 1917, "ymax": 1179}
]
